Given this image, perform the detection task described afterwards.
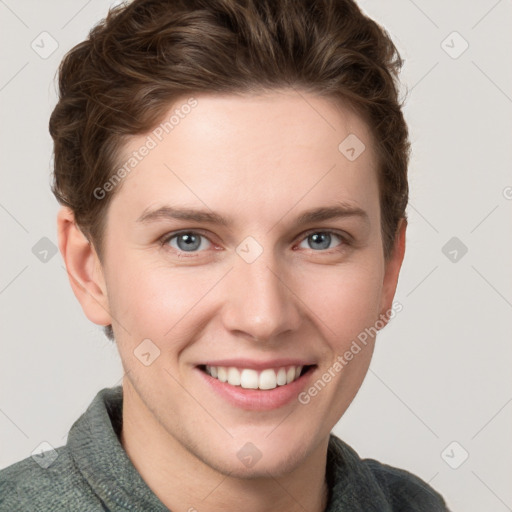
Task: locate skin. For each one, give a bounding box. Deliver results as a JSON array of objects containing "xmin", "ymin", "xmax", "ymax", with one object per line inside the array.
[{"xmin": 57, "ymin": 89, "xmax": 406, "ymax": 512}]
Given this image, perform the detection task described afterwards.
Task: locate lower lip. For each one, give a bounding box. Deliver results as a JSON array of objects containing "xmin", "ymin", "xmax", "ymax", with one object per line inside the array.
[{"xmin": 196, "ymin": 366, "xmax": 316, "ymax": 411}]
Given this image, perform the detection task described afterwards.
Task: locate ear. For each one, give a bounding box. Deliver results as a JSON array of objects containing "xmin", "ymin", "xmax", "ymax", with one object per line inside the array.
[
  {"xmin": 57, "ymin": 206, "xmax": 112, "ymax": 326},
  {"xmin": 378, "ymin": 217, "xmax": 407, "ymax": 326}
]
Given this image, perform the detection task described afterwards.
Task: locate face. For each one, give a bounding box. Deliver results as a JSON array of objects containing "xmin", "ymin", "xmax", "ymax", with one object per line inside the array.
[{"xmin": 89, "ymin": 89, "xmax": 404, "ymax": 477}]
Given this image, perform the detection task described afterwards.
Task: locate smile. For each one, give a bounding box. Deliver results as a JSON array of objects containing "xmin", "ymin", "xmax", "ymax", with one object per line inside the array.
[{"xmin": 201, "ymin": 365, "xmax": 313, "ymax": 390}]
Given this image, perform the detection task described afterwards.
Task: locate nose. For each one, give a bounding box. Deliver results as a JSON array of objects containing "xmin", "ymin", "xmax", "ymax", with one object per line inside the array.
[{"xmin": 220, "ymin": 249, "xmax": 303, "ymax": 343}]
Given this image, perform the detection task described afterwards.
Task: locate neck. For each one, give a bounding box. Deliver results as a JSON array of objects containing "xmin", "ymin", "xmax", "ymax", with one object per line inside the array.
[{"xmin": 120, "ymin": 381, "xmax": 330, "ymax": 512}]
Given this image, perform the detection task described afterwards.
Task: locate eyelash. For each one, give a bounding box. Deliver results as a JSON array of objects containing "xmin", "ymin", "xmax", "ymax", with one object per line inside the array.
[{"xmin": 159, "ymin": 229, "xmax": 352, "ymax": 258}]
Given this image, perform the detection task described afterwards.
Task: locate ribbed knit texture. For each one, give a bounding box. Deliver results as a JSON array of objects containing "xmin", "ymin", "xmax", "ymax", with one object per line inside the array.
[{"xmin": 0, "ymin": 386, "xmax": 449, "ymax": 511}]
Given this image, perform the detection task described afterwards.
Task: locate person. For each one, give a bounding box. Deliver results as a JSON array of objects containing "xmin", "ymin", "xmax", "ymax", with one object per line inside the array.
[{"xmin": 0, "ymin": 0, "xmax": 450, "ymax": 510}]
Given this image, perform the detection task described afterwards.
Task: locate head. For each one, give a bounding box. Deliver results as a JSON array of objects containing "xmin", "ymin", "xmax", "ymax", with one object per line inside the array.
[{"xmin": 53, "ymin": 0, "xmax": 409, "ymax": 477}]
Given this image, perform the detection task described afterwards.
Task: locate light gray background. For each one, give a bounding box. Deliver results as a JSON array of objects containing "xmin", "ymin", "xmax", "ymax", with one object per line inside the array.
[{"xmin": 1, "ymin": 1, "xmax": 511, "ymax": 511}]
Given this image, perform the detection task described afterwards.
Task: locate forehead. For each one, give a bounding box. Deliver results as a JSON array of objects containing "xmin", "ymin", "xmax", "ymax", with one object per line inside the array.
[{"xmin": 109, "ymin": 90, "xmax": 379, "ymax": 227}]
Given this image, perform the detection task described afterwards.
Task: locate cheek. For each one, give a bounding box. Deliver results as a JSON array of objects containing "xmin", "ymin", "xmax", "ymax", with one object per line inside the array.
[
  {"xmin": 106, "ymin": 253, "xmax": 220, "ymax": 348},
  {"xmin": 105, "ymin": 256, "xmax": 193, "ymax": 341},
  {"xmin": 297, "ymin": 257, "xmax": 383, "ymax": 349},
  {"xmin": 292, "ymin": 256, "xmax": 384, "ymax": 432}
]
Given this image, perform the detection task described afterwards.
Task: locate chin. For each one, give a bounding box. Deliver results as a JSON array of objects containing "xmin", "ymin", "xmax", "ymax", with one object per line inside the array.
[
  {"xmin": 199, "ymin": 430, "xmax": 317, "ymax": 479},
  {"xmin": 213, "ymin": 447, "xmax": 309, "ymax": 480}
]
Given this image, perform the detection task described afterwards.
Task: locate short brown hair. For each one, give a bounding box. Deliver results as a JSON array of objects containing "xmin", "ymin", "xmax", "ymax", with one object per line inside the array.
[{"xmin": 50, "ymin": 0, "xmax": 410, "ymax": 341}]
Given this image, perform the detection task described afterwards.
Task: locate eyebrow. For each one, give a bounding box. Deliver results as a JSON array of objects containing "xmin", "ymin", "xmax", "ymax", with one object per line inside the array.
[{"xmin": 136, "ymin": 202, "xmax": 370, "ymax": 228}]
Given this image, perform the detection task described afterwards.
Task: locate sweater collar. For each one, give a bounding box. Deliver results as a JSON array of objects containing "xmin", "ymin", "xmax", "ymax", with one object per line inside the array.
[
  {"xmin": 67, "ymin": 385, "xmax": 389, "ymax": 511},
  {"xmin": 67, "ymin": 386, "xmax": 168, "ymax": 510}
]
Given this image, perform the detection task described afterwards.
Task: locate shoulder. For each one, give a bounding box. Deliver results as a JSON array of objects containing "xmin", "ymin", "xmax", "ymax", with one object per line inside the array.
[
  {"xmin": 327, "ymin": 435, "xmax": 450, "ymax": 511},
  {"xmin": 0, "ymin": 446, "xmax": 102, "ymax": 512},
  {"xmin": 363, "ymin": 457, "xmax": 449, "ymax": 511}
]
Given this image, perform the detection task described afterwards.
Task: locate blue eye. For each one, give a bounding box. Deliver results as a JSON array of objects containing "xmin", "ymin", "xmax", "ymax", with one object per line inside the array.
[
  {"xmin": 298, "ymin": 231, "xmax": 344, "ymax": 251},
  {"xmin": 164, "ymin": 231, "xmax": 212, "ymax": 253},
  {"xmin": 160, "ymin": 229, "xmax": 348, "ymax": 258}
]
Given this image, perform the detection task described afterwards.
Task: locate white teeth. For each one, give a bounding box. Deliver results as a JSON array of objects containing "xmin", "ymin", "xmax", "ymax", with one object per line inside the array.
[
  {"xmin": 227, "ymin": 367, "xmax": 241, "ymax": 386},
  {"xmin": 259, "ymin": 369, "xmax": 277, "ymax": 390},
  {"xmin": 276, "ymin": 367, "xmax": 287, "ymax": 386},
  {"xmin": 240, "ymin": 369, "xmax": 259, "ymax": 389},
  {"xmin": 217, "ymin": 366, "xmax": 227, "ymax": 383},
  {"xmin": 204, "ymin": 365, "xmax": 307, "ymax": 390}
]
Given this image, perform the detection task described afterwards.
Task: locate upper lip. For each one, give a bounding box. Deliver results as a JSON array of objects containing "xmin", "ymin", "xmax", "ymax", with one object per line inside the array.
[{"xmin": 198, "ymin": 358, "xmax": 317, "ymax": 371}]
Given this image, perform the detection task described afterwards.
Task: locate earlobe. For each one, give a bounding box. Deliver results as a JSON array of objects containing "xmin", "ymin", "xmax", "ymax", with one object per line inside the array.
[
  {"xmin": 57, "ymin": 206, "xmax": 112, "ymax": 326},
  {"xmin": 378, "ymin": 218, "xmax": 407, "ymax": 326}
]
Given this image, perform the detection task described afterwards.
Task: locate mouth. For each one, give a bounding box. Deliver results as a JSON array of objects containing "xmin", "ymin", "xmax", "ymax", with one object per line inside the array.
[
  {"xmin": 197, "ymin": 364, "xmax": 316, "ymax": 390},
  {"xmin": 195, "ymin": 358, "xmax": 319, "ymax": 410}
]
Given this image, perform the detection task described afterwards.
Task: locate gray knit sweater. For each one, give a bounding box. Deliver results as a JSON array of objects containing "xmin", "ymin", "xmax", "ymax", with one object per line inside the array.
[{"xmin": 0, "ymin": 386, "xmax": 449, "ymax": 511}]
